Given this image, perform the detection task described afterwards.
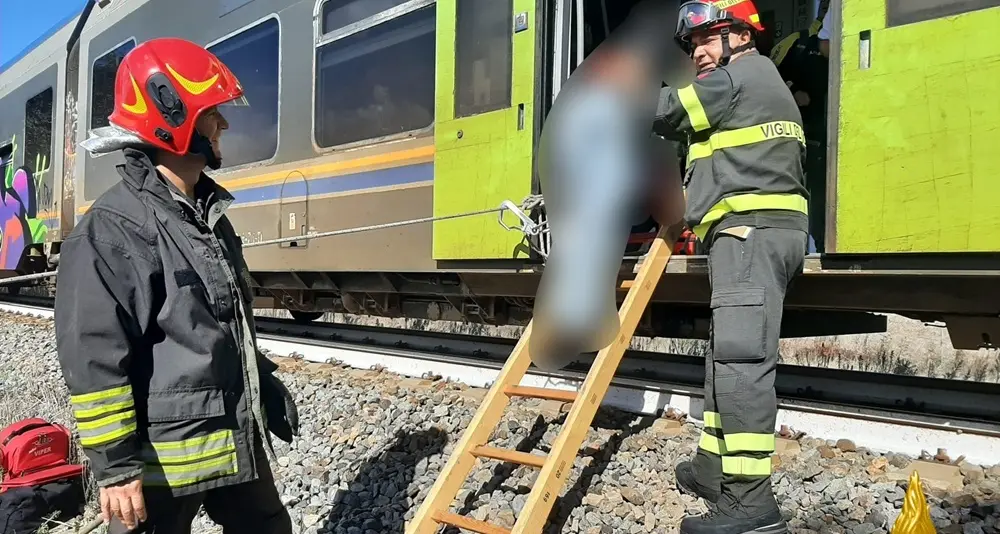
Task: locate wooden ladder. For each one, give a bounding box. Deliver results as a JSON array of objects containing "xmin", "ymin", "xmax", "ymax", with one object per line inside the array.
[{"xmin": 405, "ymin": 225, "xmax": 677, "ymax": 534}]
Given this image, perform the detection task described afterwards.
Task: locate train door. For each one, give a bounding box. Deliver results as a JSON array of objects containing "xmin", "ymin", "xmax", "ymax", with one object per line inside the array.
[
  {"xmin": 431, "ymin": 0, "xmax": 538, "ymax": 260},
  {"xmin": 831, "ymin": 0, "xmax": 1000, "ymax": 254}
]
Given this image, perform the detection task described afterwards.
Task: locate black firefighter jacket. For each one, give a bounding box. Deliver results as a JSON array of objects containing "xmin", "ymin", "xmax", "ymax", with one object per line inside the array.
[
  {"xmin": 653, "ymin": 50, "xmax": 810, "ymax": 242},
  {"xmin": 54, "ymin": 148, "xmax": 296, "ymax": 496}
]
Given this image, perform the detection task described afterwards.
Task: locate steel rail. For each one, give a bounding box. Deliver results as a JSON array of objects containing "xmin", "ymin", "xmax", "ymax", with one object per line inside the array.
[
  {"xmin": 254, "ymin": 316, "xmax": 1000, "ymax": 436},
  {"xmin": 4, "ymin": 296, "xmax": 998, "ymax": 436}
]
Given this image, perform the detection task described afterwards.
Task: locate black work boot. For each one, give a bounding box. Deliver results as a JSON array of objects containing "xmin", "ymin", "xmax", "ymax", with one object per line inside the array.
[
  {"xmin": 675, "ymin": 460, "xmax": 721, "ymax": 503},
  {"xmin": 679, "ymin": 508, "xmax": 787, "ymax": 534}
]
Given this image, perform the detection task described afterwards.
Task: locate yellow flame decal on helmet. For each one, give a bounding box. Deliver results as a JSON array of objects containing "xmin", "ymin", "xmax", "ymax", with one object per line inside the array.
[
  {"xmin": 165, "ymin": 64, "xmax": 220, "ymax": 96},
  {"xmin": 122, "ymin": 74, "xmax": 148, "ymax": 115}
]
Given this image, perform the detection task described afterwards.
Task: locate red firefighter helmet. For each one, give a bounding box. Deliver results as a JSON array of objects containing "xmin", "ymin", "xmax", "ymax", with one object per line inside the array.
[
  {"xmin": 675, "ymin": 0, "xmax": 765, "ymax": 44},
  {"xmin": 101, "ymin": 37, "xmax": 247, "ymax": 168}
]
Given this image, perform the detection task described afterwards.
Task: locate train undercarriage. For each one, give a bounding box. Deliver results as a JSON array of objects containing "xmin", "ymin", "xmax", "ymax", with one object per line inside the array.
[{"xmin": 246, "ymin": 250, "xmax": 1000, "ymax": 352}]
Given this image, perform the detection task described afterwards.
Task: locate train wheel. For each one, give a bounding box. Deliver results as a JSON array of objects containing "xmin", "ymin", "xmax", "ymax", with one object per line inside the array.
[{"xmin": 289, "ymin": 310, "xmax": 324, "ymax": 323}]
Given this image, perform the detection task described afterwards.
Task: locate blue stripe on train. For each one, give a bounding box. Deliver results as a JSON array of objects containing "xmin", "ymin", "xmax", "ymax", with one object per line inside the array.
[
  {"xmin": 65, "ymin": 161, "xmax": 434, "ymax": 224},
  {"xmin": 227, "ymin": 161, "xmax": 433, "ymax": 205}
]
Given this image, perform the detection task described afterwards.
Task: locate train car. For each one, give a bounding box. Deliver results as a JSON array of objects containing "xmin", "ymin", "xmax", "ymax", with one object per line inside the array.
[{"xmin": 0, "ymin": 0, "xmax": 998, "ymax": 350}]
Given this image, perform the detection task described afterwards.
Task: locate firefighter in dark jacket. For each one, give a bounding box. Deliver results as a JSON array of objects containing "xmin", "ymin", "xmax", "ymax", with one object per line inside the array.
[
  {"xmin": 54, "ymin": 37, "xmax": 298, "ymax": 534},
  {"xmin": 652, "ymin": 1, "xmax": 809, "ymax": 533}
]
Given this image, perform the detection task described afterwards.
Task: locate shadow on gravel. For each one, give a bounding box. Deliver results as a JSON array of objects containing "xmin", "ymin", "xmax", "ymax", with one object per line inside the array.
[
  {"xmin": 440, "ymin": 409, "xmax": 657, "ymax": 534},
  {"xmin": 543, "ymin": 412, "xmax": 657, "ymax": 533},
  {"xmin": 320, "ymin": 427, "xmax": 448, "ymax": 534},
  {"xmin": 451, "ymin": 415, "xmax": 552, "ymax": 521}
]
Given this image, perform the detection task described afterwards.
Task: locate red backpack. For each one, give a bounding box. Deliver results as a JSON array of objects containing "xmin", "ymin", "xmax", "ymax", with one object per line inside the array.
[{"xmin": 0, "ymin": 418, "xmax": 85, "ymax": 492}]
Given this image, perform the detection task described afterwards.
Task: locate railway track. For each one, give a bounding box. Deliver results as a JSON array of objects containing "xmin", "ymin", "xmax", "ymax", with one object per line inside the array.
[{"xmin": 3, "ymin": 296, "xmax": 1000, "ymax": 465}]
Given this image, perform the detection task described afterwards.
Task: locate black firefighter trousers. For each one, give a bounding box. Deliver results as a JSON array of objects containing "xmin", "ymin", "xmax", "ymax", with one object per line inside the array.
[
  {"xmin": 108, "ymin": 429, "xmax": 292, "ymax": 534},
  {"xmin": 691, "ymin": 212, "xmax": 808, "ymax": 519}
]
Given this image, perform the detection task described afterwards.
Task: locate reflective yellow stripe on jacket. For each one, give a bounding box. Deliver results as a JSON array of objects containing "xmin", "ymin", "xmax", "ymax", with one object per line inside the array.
[
  {"xmin": 692, "ymin": 192, "xmax": 808, "ymax": 241},
  {"xmin": 678, "ymin": 86, "xmax": 711, "ymax": 132},
  {"xmin": 686, "ymin": 120, "xmax": 806, "ymax": 168},
  {"xmin": 70, "ymin": 385, "xmax": 138, "ymax": 447},
  {"xmin": 142, "ymin": 429, "xmax": 239, "ymax": 488}
]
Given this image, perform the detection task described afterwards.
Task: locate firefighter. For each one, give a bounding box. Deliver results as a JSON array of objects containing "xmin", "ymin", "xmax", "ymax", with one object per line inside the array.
[
  {"xmin": 769, "ymin": 3, "xmax": 830, "ymax": 252},
  {"xmin": 55, "ymin": 37, "xmax": 297, "ymax": 533},
  {"xmin": 652, "ymin": 1, "xmax": 809, "ymax": 533}
]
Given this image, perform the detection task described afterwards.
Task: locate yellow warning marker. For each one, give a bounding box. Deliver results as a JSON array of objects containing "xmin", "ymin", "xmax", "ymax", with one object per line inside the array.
[{"xmin": 891, "ymin": 470, "xmax": 936, "ymax": 534}]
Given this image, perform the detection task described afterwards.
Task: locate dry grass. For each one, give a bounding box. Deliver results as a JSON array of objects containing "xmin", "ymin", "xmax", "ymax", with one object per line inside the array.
[{"xmin": 255, "ymin": 309, "xmax": 1000, "ymax": 382}]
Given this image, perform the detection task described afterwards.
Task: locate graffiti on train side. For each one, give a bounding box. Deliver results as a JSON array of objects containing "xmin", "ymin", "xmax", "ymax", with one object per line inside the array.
[{"xmin": 0, "ymin": 135, "xmax": 48, "ymax": 270}]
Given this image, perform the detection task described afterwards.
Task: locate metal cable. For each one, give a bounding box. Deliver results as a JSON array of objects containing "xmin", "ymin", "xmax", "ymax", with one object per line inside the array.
[
  {"xmin": 0, "ymin": 270, "xmax": 60, "ymax": 285},
  {"xmin": 243, "ymin": 205, "xmax": 504, "ymax": 249},
  {"xmin": 0, "ymin": 196, "xmax": 545, "ymax": 287}
]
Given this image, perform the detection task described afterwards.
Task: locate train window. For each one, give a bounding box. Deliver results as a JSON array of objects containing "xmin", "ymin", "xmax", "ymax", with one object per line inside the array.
[
  {"xmin": 207, "ymin": 17, "xmax": 280, "ymax": 168},
  {"xmin": 0, "ymin": 144, "xmax": 12, "ymax": 182},
  {"xmin": 314, "ymin": 2, "xmax": 435, "ymax": 148},
  {"xmin": 321, "ymin": 0, "xmax": 411, "ymax": 34},
  {"xmin": 91, "ymin": 39, "xmax": 136, "ymax": 130},
  {"xmin": 887, "ymin": 0, "xmax": 1000, "ymax": 26},
  {"xmin": 24, "ymin": 87, "xmax": 54, "ymax": 177},
  {"xmin": 454, "ymin": 0, "xmax": 513, "ymax": 118}
]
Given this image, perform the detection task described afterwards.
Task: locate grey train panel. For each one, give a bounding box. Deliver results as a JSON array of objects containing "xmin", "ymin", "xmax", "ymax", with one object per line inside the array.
[
  {"xmin": 2, "ymin": 0, "xmax": 442, "ymax": 272},
  {"xmin": 231, "ymin": 184, "xmax": 437, "ymax": 272},
  {"xmin": 79, "ymin": 0, "xmax": 316, "ymax": 204}
]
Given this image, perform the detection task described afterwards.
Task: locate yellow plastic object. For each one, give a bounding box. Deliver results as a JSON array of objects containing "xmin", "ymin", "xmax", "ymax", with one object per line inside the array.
[{"xmin": 891, "ymin": 470, "xmax": 936, "ymax": 534}]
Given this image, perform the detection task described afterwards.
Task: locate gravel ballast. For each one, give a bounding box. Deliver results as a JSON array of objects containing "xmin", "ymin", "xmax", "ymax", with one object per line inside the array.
[{"xmin": 1, "ymin": 310, "xmax": 999, "ymax": 534}]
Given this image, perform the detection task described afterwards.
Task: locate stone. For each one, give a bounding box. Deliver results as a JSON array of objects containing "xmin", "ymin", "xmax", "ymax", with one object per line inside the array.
[
  {"xmin": 2, "ymin": 308, "xmax": 997, "ymax": 534},
  {"xmin": 837, "ymin": 439, "xmax": 857, "ymax": 452}
]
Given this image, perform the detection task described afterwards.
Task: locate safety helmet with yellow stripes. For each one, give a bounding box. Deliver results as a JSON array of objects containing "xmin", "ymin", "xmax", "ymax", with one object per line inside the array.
[{"xmin": 81, "ymin": 37, "xmax": 248, "ymax": 170}]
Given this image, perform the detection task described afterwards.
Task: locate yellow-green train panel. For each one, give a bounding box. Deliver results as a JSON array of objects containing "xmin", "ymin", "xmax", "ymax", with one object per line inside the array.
[
  {"xmin": 835, "ymin": 0, "xmax": 1000, "ymax": 253},
  {"xmin": 432, "ymin": 0, "xmax": 537, "ymax": 260}
]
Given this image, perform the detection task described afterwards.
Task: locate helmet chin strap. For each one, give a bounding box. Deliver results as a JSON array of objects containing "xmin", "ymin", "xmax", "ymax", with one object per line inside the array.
[
  {"xmin": 718, "ymin": 26, "xmax": 755, "ymax": 66},
  {"xmin": 188, "ymin": 131, "xmax": 222, "ymax": 170}
]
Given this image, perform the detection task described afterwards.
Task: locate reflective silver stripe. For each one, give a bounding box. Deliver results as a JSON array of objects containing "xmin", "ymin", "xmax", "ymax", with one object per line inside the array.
[
  {"xmin": 78, "ymin": 410, "xmax": 137, "ymax": 447},
  {"xmin": 140, "ymin": 430, "xmax": 236, "ymax": 465},
  {"xmin": 71, "ymin": 385, "xmax": 134, "ymax": 419},
  {"xmin": 144, "ymin": 452, "xmax": 239, "ymax": 488}
]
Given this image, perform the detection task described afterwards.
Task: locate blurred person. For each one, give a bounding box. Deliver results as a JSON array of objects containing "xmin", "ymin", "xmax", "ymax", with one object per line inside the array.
[
  {"xmin": 529, "ymin": 0, "xmax": 689, "ymax": 371},
  {"xmin": 652, "ymin": 1, "xmax": 810, "ymax": 533},
  {"xmin": 55, "ymin": 37, "xmax": 297, "ymax": 534}
]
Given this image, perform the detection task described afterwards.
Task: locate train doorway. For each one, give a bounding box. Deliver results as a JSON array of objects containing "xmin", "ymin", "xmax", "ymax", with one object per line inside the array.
[{"xmin": 551, "ymin": 0, "xmax": 833, "ymax": 254}]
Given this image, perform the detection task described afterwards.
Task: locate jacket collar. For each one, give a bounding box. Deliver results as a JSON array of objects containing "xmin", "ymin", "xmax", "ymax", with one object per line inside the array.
[{"xmin": 117, "ymin": 148, "xmax": 235, "ymax": 225}]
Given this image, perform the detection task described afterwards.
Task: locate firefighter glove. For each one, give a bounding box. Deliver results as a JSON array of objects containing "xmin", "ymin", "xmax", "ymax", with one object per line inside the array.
[{"xmin": 261, "ymin": 372, "xmax": 299, "ymax": 444}]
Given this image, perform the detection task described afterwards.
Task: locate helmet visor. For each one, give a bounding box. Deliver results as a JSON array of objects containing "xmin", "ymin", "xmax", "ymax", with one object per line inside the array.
[
  {"xmin": 676, "ymin": 2, "xmax": 730, "ymax": 40},
  {"xmin": 219, "ymin": 95, "xmax": 250, "ymax": 107}
]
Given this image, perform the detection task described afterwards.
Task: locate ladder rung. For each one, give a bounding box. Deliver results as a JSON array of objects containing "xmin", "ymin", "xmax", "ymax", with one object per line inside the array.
[
  {"xmin": 503, "ymin": 385, "xmax": 577, "ymax": 403},
  {"xmin": 432, "ymin": 511, "xmax": 512, "ymax": 534},
  {"xmin": 471, "ymin": 445, "xmax": 547, "ymax": 468}
]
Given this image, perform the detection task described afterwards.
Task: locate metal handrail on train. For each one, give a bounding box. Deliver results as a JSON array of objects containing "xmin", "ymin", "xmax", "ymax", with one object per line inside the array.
[{"xmin": 0, "ymin": 194, "xmax": 547, "ymax": 287}]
